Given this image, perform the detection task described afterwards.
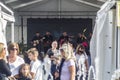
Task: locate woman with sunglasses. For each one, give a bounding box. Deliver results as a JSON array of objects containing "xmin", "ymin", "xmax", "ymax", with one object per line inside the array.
[
  {"xmin": 7, "ymin": 42, "xmax": 25, "ymax": 77},
  {"xmin": 75, "ymin": 44, "xmax": 88, "ymax": 80},
  {"xmin": 0, "ymin": 42, "xmax": 11, "ymax": 80}
]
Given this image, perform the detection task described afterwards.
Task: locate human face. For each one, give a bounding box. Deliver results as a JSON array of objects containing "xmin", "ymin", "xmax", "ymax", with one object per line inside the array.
[
  {"xmin": 78, "ymin": 47, "xmax": 84, "ymax": 53},
  {"xmin": 9, "ymin": 47, "xmax": 18, "ymax": 56},
  {"xmin": 60, "ymin": 49, "xmax": 65, "ymax": 58},
  {"xmin": 2, "ymin": 47, "xmax": 6, "ymax": 58},
  {"xmin": 46, "ymin": 32, "xmax": 50, "ymax": 35},
  {"xmin": 36, "ymin": 33, "xmax": 40, "ymax": 37},
  {"xmin": 63, "ymin": 32, "xmax": 67, "ymax": 36},
  {"xmin": 52, "ymin": 42, "xmax": 57, "ymax": 49},
  {"xmin": 0, "ymin": 44, "xmax": 6, "ymax": 58},
  {"xmin": 78, "ymin": 33, "xmax": 82, "ymax": 37},
  {"xmin": 28, "ymin": 53, "xmax": 34, "ymax": 61},
  {"xmin": 21, "ymin": 66, "xmax": 29, "ymax": 76}
]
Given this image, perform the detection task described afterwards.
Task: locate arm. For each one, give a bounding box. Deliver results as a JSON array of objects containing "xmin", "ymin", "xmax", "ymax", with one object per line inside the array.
[
  {"xmin": 2, "ymin": 61, "xmax": 11, "ymax": 76},
  {"xmin": 85, "ymin": 59, "xmax": 89, "ymax": 73},
  {"xmin": 30, "ymin": 72, "xmax": 35, "ymax": 79},
  {"xmin": 69, "ymin": 65, "xmax": 76, "ymax": 80}
]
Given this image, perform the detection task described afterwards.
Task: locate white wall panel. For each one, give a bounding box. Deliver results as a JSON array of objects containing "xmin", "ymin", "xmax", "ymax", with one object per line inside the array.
[{"xmin": 6, "ymin": 25, "xmax": 27, "ymax": 44}]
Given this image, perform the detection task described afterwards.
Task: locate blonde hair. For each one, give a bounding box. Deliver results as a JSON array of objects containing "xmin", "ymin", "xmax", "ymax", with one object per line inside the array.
[
  {"xmin": 61, "ymin": 43, "xmax": 75, "ymax": 61},
  {"xmin": 27, "ymin": 48, "xmax": 39, "ymax": 56},
  {"xmin": 8, "ymin": 42, "xmax": 20, "ymax": 54},
  {"xmin": 0, "ymin": 42, "xmax": 4, "ymax": 57},
  {"xmin": 19, "ymin": 63, "xmax": 31, "ymax": 77}
]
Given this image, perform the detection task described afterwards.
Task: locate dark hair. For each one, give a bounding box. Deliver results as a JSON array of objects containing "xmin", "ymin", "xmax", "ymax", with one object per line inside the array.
[
  {"xmin": 76, "ymin": 44, "xmax": 85, "ymax": 54},
  {"xmin": 36, "ymin": 32, "xmax": 39, "ymax": 34}
]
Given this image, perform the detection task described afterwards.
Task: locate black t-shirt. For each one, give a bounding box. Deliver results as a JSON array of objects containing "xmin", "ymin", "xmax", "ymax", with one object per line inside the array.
[
  {"xmin": 0, "ymin": 59, "xmax": 11, "ymax": 76},
  {"xmin": 17, "ymin": 77, "xmax": 31, "ymax": 80},
  {"xmin": 31, "ymin": 35, "xmax": 42, "ymax": 42},
  {"xmin": 58, "ymin": 35, "xmax": 69, "ymax": 43}
]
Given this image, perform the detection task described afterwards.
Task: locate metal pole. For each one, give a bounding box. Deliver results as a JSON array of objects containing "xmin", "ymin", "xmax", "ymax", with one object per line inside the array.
[
  {"xmin": 58, "ymin": 0, "xmax": 61, "ymax": 18},
  {"xmin": 0, "ymin": 6, "xmax": 1, "ymax": 18},
  {"xmin": 116, "ymin": 1, "xmax": 120, "ymax": 68},
  {"xmin": 11, "ymin": 11, "xmax": 14, "ymax": 42},
  {"xmin": 0, "ymin": 2, "xmax": 13, "ymax": 14},
  {"xmin": 21, "ymin": 16, "xmax": 24, "ymax": 44},
  {"xmin": 117, "ymin": 27, "xmax": 120, "ymax": 69},
  {"xmin": 11, "ymin": 22, "xmax": 14, "ymax": 42}
]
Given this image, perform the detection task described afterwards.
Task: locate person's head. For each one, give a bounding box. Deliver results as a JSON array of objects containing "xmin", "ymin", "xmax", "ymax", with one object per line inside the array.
[
  {"xmin": 69, "ymin": 41, "xmax": 75, "ymax": 49},
  {"xmin": 62, "ymin": 32, "xmax": 67, "ymax": 36},
  {"xmin": 76, "ymin": 44, "xmax": 85, "ymax": 54},
  {"xmin": 8, "ymin": 42, "xmax": 19, "ymax": 56},
  {"xmin": 19, "ymin": 63, "xmax": 30, "ymax": 77},
  {"xmin": 36, "ymin": 32, "xmax": 40, "ymax": 37},
  {"xmin": 59, "ymin": 43, "xmax": 73, "ymax": 60},
  {"xmin": 89, "ymin": 32, "xmax": 92, "ymax": 37},
  {"xmin": 0, "ymin": 42, "xmax": 6, "ymax": 59},
  {"xmin": 46, "ymin": 31, "xmax": 50, "ymax": 35},
  {"xmin": 78, "ymin": 33, "xmax": 82, "ymax": 37},
  {"xmin": 54, "ymin": 70, "xmax": 59, "ymax": 79},
  {"xmin": 51, "ymin": 41, "xmax": 58, "ymax": 49},
  {"xmin": 27, "ymin": 48, "xmax": 39, "ymax": 61}
]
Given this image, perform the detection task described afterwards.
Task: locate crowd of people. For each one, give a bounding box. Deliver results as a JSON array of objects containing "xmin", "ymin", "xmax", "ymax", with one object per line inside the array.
[{"xmin": 0, "ymin": 31, "xmax": 92, "ymax": 80}]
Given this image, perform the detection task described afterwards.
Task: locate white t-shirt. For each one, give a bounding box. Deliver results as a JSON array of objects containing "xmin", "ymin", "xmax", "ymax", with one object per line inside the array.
[
  {"xmin": 9, "ymin": 56, "xmax": 25, "ymax": 76},
  {"xmin": 34, "ymin": 56, "xmax": 52, "ymax": 80},
  {"xmin": 30, "ymin": 59, "xmax": 41, "ymax": 74},
  {"xmin": 76, "ymin": 53, "xmax": 88, "ymax": 76},
  {"xmin": 60, "ymin": 59, "xmax": 75, "ymax": 80},
  {"xmin": 53, "ymin": 49, "xmax": 60, "ymax": 57},
  {"xmin": 34, "ymin": 64, "xmax": 43, "ymax": 80}
]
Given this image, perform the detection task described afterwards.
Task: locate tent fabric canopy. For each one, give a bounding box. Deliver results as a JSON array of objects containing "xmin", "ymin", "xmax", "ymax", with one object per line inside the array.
[{"xmin": 0, "ymin": 1, "xmax": 15, "ymax": 55}]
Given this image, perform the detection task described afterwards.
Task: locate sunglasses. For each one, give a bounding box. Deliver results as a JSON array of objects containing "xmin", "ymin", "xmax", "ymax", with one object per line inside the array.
[
  {"xmin": 3, "ymin": 47, "xmax": 6, "ymax": 50},
  {"xmin": 10, "ymin": 48, "xmax": 18, "ymax": 51}
]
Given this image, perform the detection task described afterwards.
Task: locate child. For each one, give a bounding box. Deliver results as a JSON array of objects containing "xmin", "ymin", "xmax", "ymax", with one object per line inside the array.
[
  {"xmin": 15, "ymin": 63, "xmax": 32, "ymax": 80},
  {"xmin": 54, "ymin": 70, "xmax": 59, "ymax": 80},
  {"xmin": 27, "ymin": 48, "xmax": 41, "ymax": 78}
]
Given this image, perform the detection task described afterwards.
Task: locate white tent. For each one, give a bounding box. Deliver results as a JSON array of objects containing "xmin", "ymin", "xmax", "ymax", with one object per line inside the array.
[
  {"xmin": 0, "ymin": 2, "xmax": 15, "ymax": 55},
  {"xmin": 90, "ymin": 0, "xmax": 120, "ymax": 80}
]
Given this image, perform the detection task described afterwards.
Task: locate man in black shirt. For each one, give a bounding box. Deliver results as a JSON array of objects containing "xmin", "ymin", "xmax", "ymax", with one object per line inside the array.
[
  {"xmin": 31, "ymin": 32, "xmax": 44, "ymax": 58},
  {"xmin": 43, "ymin": 31, "xmax": 53, "ymax": 53},
  {"xmin": 58, "ymin": 32, "xmax": 69, "ymax": 47}
]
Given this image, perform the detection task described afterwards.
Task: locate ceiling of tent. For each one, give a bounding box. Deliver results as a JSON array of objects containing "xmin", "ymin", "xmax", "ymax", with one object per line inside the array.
[{"xmin": 1, "ymin": 0, "xmax": 106, "ymax": 11}]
